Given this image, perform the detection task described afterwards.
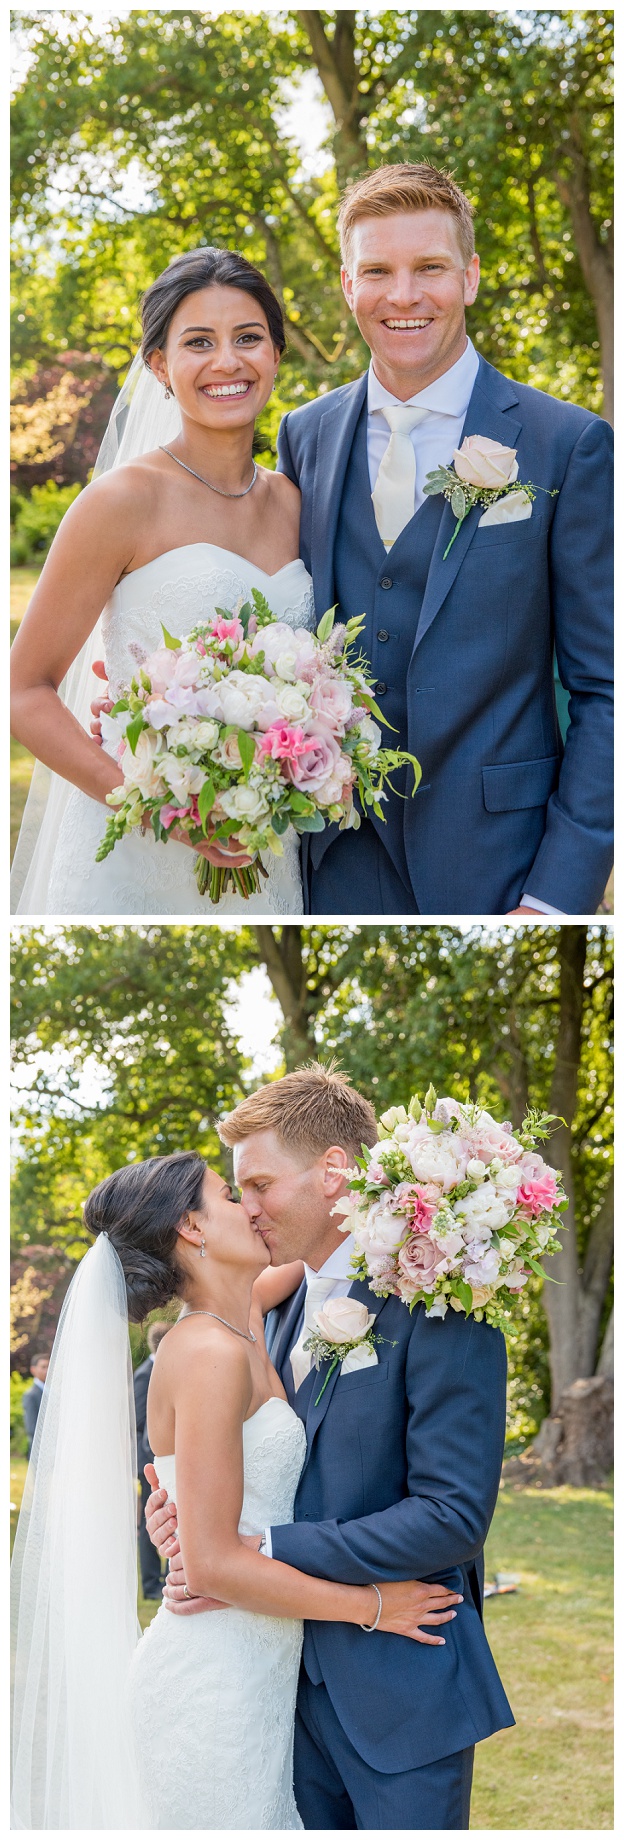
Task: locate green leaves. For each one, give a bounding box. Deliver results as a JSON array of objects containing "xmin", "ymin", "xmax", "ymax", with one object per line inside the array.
[
  {"xmin": 197, "ymin": 778, "xmax": 216, "ymax": 833},
  {"xmin": 451, "ymin": 484, "xmax": 467, "ymax": 520},
  {"xmin": 315, "ymin": 605, "xmax": 337, "ymax": 643},
  {"xmin": 161, "ymin": 624, "xmax": 181, "ymax": 651},
  {"xmin": 236, "ymin": 728, "xmax": 256, "ymax": 778},
  {"xmin": 125, "ymin": 713, "xmax": 146, "ymax": 755}
]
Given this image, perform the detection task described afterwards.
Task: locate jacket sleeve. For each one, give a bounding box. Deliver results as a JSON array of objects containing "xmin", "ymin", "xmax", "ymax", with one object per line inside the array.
[
  {"xmin": 523, "ymin": 415, "xmax": 613, "ymax": 912},
  {"xmin": 276, "ymin": 413, "xmax": 299, "ymax": 485},
  {"xmin": 22, "ymin": 1388, "xmax": 40, "ymax": 1439},
  {"xmin": 270, "ymin": 1309, "xmax": 507, "ymax": 1584}
]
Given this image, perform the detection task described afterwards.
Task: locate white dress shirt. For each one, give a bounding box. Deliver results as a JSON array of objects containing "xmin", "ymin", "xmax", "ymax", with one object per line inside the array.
[
  {"xmin": 367, "ymin": 339, "xmax": 563, "ymax": 916},
  {"xmin": 262, "ymin": 1236, "xmax": 355, "ymax": 1556}
]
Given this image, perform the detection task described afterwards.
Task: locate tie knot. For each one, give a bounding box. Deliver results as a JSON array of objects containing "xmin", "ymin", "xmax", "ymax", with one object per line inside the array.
[{"xmin": 382, "ymin": 403, "xmax": 430, "ymax": 435}]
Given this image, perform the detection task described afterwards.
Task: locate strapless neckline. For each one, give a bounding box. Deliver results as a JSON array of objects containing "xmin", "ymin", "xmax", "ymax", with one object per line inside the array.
[
  {"xmin": 118, "ymin": 542, "xmax": 307, "ymax": 591},
  {"xmin": 153, "ymin": 1395, "xmax": 293, "ymax": 1465}
]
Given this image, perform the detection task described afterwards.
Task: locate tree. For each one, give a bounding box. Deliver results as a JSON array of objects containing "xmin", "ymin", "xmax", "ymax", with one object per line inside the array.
[{"xmin": 12, "ymin": 9, "xmax": 612, "ymax": 424}]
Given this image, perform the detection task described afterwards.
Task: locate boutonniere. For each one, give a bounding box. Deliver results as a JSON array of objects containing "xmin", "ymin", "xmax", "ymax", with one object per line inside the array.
[
  {"xmin": 424, "ymin": 436, "xmax": 558, "ymax": 559},
  {"xmin": 304, "ymin": 1298, "xmax": 387, "ymax": 1403}
]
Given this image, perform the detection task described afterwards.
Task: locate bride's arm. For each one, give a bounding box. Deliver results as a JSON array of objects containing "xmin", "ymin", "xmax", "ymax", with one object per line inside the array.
[
  {"xmin": 169, "ymin": 1333, "xmax": 461, "ymax": 1640},
  {"xmin": 10, "ymin": 470, "xmax": 147, "ymax": 804}
]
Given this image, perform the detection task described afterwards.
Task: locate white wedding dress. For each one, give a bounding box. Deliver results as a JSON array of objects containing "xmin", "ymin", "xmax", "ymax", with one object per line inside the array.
[
  {"xmin": 128, "ymin": 1398, "xmax": 306, "ymax": 1830},
  {"xmin": 42, "ymin": 544, "xmax": 316, "ymax": 915}
]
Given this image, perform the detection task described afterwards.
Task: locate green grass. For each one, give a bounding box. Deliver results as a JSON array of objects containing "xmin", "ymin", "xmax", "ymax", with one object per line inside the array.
[
  {"xmin": 473, "ymin": 1483, "xmax": 613, "ymax": 1829},
  {"xmin": 10, "ymin": 1458, "xmax": 612, "ymax": 1826}
]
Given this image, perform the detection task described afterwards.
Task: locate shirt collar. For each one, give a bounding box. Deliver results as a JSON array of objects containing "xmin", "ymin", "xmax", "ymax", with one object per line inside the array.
[
  {"xmin": 304, "ymin": 1234, "xmax": 354, "ymax": 1285},
  {"xmin": 32, "ymin": 1377, "xmax": 45, "ymax": 1390},
  {"xmin": 367, "ymin": 336, "xmax": 479, "ymax": 420}
]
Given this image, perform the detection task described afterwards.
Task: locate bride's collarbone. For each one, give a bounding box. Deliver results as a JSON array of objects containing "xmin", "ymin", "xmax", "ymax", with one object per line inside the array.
[{"xmin": 118, "ymin": 461, "xmax": 300, "ymax": 581}]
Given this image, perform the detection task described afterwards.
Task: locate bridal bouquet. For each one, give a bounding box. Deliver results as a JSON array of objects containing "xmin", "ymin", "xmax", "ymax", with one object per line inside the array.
[
  {"xmin": 96, "ymin": 591, "xmax": 421, "ymax": 902},
  {"xmin": 334, "ymin": 1088, "xmax": 568, "ymax": 1330}
]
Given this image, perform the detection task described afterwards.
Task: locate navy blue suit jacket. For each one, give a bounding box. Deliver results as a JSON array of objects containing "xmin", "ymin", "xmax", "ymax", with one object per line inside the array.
[
  {"xmin": 267, "ymin": 1277, "xmax": 514, "ymax": 1772},
  {"xmin": 277, "ymin": 357, "xmax": 613, "ymax": 914}
]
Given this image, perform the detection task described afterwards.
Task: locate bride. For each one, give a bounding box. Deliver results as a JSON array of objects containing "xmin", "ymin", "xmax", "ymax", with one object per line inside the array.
[
  {"xmin": 10, "ymin": 247, "xmax": 316, "ymax": 914},
  {"xmin": 10, "ymin": 1150, "xmax": 460, "ymax": 1829}
]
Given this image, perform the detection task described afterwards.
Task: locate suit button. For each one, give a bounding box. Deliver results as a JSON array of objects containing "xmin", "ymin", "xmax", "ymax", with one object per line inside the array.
[
  {"xmin": 377, "ymin": 629, "xmax": 389, "ymax": 643},
  {"xmin": 381, "ymin": 577, "xmax": 393, "ymax": 590},
  {"xmin": 376, "ymin": 682, "xmax": 388, "ymax": 696}
]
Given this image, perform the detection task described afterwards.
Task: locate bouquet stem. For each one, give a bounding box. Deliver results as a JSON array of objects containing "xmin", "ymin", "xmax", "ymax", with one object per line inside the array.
[{"xmin": 194, "ymin": 854, "xmax": 268, "ymax": 904}]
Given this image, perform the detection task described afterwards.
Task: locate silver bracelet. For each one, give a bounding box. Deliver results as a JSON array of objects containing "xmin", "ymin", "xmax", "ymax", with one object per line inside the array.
[{"xmin": 360, "ymin": 1583, "xmax": 382, "ymax": 1632}]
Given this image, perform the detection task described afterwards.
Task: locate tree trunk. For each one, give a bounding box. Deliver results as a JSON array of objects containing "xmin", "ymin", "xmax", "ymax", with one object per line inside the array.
[
  {"xmin": 596, "ymin": 1306, "xmax": 613, "ymax": 1377},
  {"xmin": 554, "ymin": 121, "xmax": 614, "ymax": 421},
  {"xmin": 541, "ymin": 927, "xmax": 587, "ymax": 1408},
  {"xmin": 297, "ymin": 9, "xmax": 369, "ymax": 187},
  {"xmin": 253, "ymin": 927, "xmax": 315, "ymax": 1068}
]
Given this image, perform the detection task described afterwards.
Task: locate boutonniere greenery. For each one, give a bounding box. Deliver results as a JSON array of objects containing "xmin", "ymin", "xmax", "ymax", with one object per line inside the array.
[{"xmin": 424, "ymin": 436, "xmax": 558, "ymax": 559}]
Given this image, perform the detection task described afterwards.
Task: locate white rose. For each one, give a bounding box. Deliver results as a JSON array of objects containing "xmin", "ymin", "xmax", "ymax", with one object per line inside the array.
[
  {"xmin": 175, "ymin": 718, "xmax": 219, "ymax": 752},
  {"xmin": 274, "ymin": 681, "xmax": 311, "ymax": 722},
  {"xmin": 467, "ymin": 1158, "xmax": 487, "ymax": 1182},
  {"xmin": 453, "ymin": 435, "xmax": 519, "ymax": 490},
  {"xmin": 454, "ymin": 1182, "xmax": 510, "ymax": 1235},
  {"xmin": 366, "ymin": 1202, "xmax": 407, "ymax": 1255},
  {"xmin": 220, "ymin": 783, "xmax": 269, "ymax": 824},
  {"xmin": 314, "ymin": 1297, "xmax": 376, "ymax": 1345},
  {"xmin": 494, "ymin": 1165, "xmax": 520, "ymax": 1192}
]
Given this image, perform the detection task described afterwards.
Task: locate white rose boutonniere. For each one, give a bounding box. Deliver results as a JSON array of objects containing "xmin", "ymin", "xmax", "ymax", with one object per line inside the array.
[
  {"xmin": 304, "ymin": 1297, "xmax": 388, "ymax": 1403},
  {"xmin": 424, "ymin": 435, "xmax": 558, "ymax": 558}
]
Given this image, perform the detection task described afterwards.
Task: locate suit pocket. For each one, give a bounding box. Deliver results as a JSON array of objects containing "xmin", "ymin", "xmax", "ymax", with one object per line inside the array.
[
  {"xmin": 482, "ymin": 755, "xmax": 559, "ymax": 813},
  {"xmin": 336, "ymin": 1360, "xmax": 389, "ymax": 1392},
  {"xmin": 470, "ymin": 510, "xmax": 546, "ymax": 548}
]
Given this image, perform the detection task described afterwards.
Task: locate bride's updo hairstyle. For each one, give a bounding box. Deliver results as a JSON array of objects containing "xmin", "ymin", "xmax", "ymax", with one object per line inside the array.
[
  {"xmin": 83, "ymin": 1151, "xmax": 206, "ymax": 1322},
  {"xmin": 141, "ymin": 247, "xmax": 286, "ymax": 365}
]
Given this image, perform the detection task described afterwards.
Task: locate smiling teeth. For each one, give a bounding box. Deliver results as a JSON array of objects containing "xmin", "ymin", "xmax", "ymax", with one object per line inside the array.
[
  {"xmin": 203, "ymin": 383, "xmax": 250, "ymax": 397},
  {"xmin": 385, "ymin": 319, "xmax": 431, "ymax": 329}
]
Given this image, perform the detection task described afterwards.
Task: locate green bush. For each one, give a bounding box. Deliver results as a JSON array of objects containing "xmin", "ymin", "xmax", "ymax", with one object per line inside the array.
[
  {"xmin": 10, "ymin": 480, "xmax": 81, "ymax": 565},
  {"xmin": 10, "ymin": 1372, "xmax": 30, "ymax": 1454}
]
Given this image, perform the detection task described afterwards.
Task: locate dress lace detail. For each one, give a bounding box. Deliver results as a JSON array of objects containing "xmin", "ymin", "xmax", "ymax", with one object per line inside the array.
[
  {"xmin": 45, "ymin": 547, "xmax": 316, "ymax": 915},
  {"xmin": 128, "ymin": 1400, "xmax": 306, "ymax": 1830}
]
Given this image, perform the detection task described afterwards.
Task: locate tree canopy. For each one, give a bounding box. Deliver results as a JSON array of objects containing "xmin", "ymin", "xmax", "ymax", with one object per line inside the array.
[
  {"xmin": 11, "ymin": 922, "xmax": 613, "ymax": 1439},
  {"xmin": 11, "ymin": 7, "xmax": 613, "ymax": 476}
]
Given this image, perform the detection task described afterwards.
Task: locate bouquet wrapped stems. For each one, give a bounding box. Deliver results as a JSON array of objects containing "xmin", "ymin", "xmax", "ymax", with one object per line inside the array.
[{"xmin": 194, "ymin": 854, "xmax": 267, "ymax": 902}]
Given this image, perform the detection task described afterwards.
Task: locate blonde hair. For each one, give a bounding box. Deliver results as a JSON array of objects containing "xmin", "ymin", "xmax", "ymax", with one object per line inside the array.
[
  {"xmin": 218, "ymin": 1062, "xmax": 377, "ymax": 1162},
  {"xmin": 338, "ymin": 162, "xmax": 475, "ymax": 270}
]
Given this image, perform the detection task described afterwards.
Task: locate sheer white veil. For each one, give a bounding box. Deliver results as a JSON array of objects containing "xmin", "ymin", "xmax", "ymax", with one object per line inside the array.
[
  {"xmin": 10, "ymin": 1233, "xmax": 149, "ymax": 1828},
  {"xmin": 11, "ymin": 354, "xmax": 182, "ymax": 914}
]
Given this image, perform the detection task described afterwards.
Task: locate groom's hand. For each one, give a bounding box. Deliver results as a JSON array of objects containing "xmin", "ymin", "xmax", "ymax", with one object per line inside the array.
[
  {"xmin": 163, "ymin": 1549, "xmax": 227, "ymax": 1616},
  {"xmin": 144, "ymin": 1467, "xmax": 180, "ymax": 1558}
]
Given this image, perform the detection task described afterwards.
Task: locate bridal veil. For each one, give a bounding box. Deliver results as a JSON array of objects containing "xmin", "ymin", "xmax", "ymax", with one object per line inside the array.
[
  {"xmin": 10, "ymin": 355, "xmax": 182, "ymax": 913},
  {"xmin": 10, "ymin": 1233, "xmax": 148, "ymax": 1828}
]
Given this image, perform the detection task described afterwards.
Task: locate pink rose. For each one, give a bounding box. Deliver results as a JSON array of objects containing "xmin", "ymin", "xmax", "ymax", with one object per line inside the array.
[
  {"xmin": 283, "ymin": 727, "xmax": 342, "ymax": 793},
  {"xmin": 308, "ymin": 676, "xmax": 354, "ymax": 733},
  {"xmin": 259, "ymin": 723, "xmax": 309, "ymax": 763},
  {"xmin": 396, "ymin": 1232, "xmax": 440, "ymax": 1299},
  {"xmin": 464, "ymin": 1118, "xmax": 523, "ymax": 1166},
  {"xmin": 516, "ymin": 1171, "xmax": 559, "ymax": 1218},
  {"xmin": 160, "ymin": 803, "xmax": 190, "ymax": 829}
]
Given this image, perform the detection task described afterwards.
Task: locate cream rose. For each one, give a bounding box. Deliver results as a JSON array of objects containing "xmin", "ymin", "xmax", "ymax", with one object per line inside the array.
[
  {"xmin": 314, "ymin": 1297, "xmax": 376, "ymax": 1345},
  {"xmin": 220, "ymin": 783, "xmax": 269, "ymax": 824},
  {"xmin": 453, "ymin": 435, "xmax": 519, "ymax": 491},
  {"xmin": 122, "ymin": 730, "xmax": 164, "ymax": 798}
]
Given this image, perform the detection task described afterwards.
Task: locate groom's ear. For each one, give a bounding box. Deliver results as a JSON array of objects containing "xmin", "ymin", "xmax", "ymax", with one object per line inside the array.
[
  {"xmin": 463, "ymin": 253, "xmax": 480, "ymax": 307},
  {"xmin": 322, "ymin": 1145, "xmax": 350, "ymax": 1195}
]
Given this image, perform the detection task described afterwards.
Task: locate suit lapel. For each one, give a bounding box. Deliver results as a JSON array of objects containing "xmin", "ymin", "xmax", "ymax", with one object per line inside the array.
[
  {"xmin": 311, "ymin": 374, "xmax": 369, "ymax": 615},
  {"xmin": 300, "ymin": 1279, "xmax": 391, "ymax": 1475},
  {"xmin": 411, "ymin": 358, "xmax": 522, "ymax": 655},
  {"xmin": 269, "ymin": 1279, "xmax": 306, "ymax": 1415}
]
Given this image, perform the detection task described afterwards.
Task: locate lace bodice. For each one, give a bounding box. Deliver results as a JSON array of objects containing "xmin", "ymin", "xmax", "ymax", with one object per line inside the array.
[
  {"xmin": 154, "ymin": 1396, "xmax": 307, "ymax": 1532},
  {"xmin": 44, "ymin": 544, "xmax": 316, "ymax": 916},
  {"xmin": 102, "ymin": 543, "xmax": 315, "ymax": 698}
]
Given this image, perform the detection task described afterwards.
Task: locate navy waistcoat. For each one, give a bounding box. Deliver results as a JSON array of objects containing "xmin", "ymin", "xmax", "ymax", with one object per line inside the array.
[{"xmin": 333, "ymin": 404, "xmax": 444, "ymax": 876}]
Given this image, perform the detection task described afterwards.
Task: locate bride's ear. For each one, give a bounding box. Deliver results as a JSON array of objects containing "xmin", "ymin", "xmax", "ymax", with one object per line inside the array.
[
  {"xmin": 176, "ymin": 1213, "xmax": 204, "ymax": 1251},
  {"xmin": 148, "ymin": 349, "xmax": 168, "ymax": 388}
]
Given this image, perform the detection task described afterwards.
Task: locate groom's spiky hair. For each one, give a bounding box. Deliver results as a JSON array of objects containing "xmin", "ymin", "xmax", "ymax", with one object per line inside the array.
[
  {"xmin": 338, "ymin": 162, "xmax": 475, "ymax": 270},
  {"xmin": 218, "ymin": 1062, "xmax": 377, "ymax": 1162}
]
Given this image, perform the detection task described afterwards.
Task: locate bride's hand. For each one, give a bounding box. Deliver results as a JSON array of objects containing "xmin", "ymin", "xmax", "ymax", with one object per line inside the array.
[
  {"xmin": 170, "ymin": 826, "xmax": 254, "ymax": 870},
  {"xmin": 374, "ymin": 1579, "xmax": 463, "ymax": 1644}
]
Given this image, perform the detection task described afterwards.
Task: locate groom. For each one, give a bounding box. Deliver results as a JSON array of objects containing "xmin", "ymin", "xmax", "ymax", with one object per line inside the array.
[
  {"xmin": 146, "ymin": 1064, "xmax": 514, "ymax": 1830},
  {"xmin": 278, "ymin": 161, "xmax": 613, "ymax": 916}
]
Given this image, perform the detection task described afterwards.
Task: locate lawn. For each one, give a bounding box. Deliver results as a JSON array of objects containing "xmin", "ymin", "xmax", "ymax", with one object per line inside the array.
[{"xmin": 10, "ymin": 1458, "xmax": 612, "ymax": 1827}]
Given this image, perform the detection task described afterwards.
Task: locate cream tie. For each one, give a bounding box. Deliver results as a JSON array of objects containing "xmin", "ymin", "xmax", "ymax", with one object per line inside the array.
[
  {"xmin": 372, "ymin": 404, "xmax": 431, "ymax": 549},
  {"xmin": 290, "ymin": 1277, "xmax": 337, "ymax": 1392}
]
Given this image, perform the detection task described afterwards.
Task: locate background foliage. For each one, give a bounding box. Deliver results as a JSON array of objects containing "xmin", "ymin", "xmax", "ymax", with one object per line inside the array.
[
  {"xmin": 11, "ymin": 923, "xmax": 613, "ymax": 1450},
  {"xmin": 11, "ymin": 7, "xmax": 613, "ymax": 511}
]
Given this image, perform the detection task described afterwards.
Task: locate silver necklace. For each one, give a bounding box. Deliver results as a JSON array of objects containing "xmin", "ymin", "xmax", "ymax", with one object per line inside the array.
[
  {"xmin": 181, "ymin": 1309, "xmax": 256, "ymax": 1343},
  {"xmin": 160, "ymin": 445, "xmax": 258, "ymax": 499}
]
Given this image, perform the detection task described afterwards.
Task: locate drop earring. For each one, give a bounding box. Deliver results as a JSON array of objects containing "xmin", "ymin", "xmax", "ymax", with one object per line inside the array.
[
  {"xmin": 164, "ymin": 383, "xmax": 172, "ymax": 400},
  {"xmin": 199, "ymin": 1237, "xmax": 206, "ymax": 1258}
]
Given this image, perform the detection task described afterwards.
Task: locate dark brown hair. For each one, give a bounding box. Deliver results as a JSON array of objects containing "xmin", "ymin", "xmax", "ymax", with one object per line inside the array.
[
  {"xmin": 83, "ymin": 1152, "xmax": 206, "ymax": 1323},
  {"xmin": 141, "ymin": 247, "xmax": 286, "ymax": 362}
]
